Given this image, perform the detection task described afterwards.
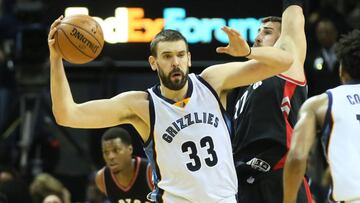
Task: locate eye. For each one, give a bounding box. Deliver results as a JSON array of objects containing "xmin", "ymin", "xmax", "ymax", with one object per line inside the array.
[
  {"xmin": 178, "ymin": 52, "xmax": 185, "ymax": 58},
  {"xmin": 163, "ymin": 54, "xmax": 172, "ymax": 59}
]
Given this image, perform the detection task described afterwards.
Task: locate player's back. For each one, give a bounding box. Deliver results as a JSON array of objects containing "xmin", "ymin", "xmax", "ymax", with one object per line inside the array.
[{"xmin": 323, "ymin": 84, "xmax": 360, "ymax": 201}]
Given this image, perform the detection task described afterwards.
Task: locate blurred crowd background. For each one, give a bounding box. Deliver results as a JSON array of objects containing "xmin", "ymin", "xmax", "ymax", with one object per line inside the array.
[{"xmin": 1, "ymin": 0, "xmax": 360, "ymax": 202}]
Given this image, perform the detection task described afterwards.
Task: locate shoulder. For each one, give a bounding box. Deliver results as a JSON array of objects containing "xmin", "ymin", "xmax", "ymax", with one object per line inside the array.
[
  {"xmin": 303, "ymin": 93, "xmax": 328, "ymax": 110},
  {"xmin": 95, "ymin": 167, "xmax": 106, "ymax": 194},
  {"xmin": 115, "ymin": 91, "xmax": 149, "ymax": 102},
  {"xmin": 300, "ymin": 93, "xmax": 328, "ymax": 125},
  {"xmin": 145, "ymin": 161, "xmax": 154, "ymax": 190},
  {"xmin": 115, "ymin": 91, "xmax": 150, "ymax": 114}
]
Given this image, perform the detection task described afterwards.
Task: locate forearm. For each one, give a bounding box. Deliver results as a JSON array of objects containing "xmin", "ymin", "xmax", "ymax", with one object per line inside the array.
[
  {"xmin": 283, "ymin": 155, "xmax": 307, "ymax": 203},
  {"xmin": 50, "ymin": 56, "xmax": 75, "ymax": 123},
  {"xmin": 282, "ymin": 0, "xmax": 305, "ymax": 45},
  {"xmin": 247, "ymin": 47, "xmax": 294, "ymax": 71},
  {"xmin": 283, "ymin": 103, "xmax": 318, "ymax": 203}
]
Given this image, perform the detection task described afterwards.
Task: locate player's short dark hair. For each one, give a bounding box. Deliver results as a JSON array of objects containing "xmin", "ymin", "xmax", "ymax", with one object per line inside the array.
[
  {"xmin": 101, "ymin": 127, "xmax": 132, "ymax": 146},
  {"xmin": 335, "ymin": 29, "xmax": 360, "ymax": 80},
  {"xmin": 261, "ymin": 16, "xmax": 282, "ymax": 24},
  {"xmin": 150, "ymin": 29, "xmax": 188, "ymax": 57},
  {"xmin": 261, "ymin": 16, "xmax": 282, "ymax": 31}
]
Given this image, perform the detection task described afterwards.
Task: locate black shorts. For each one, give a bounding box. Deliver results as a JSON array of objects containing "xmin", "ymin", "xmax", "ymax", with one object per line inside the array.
[{"xmin": 237, "ymin": 169, "xmax": 312, "ymax": 203}]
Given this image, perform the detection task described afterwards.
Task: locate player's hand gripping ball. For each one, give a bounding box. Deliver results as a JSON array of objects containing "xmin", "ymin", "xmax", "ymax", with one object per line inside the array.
[{"xmin": 55, "ymin": 15, "xmax": 104, "ymax": 64}]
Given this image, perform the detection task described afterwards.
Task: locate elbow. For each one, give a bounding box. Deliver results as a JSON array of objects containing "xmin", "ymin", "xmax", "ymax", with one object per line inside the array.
[{"xmin": 52, "ymin": 106, "xmax": 72, "ymax": 127}]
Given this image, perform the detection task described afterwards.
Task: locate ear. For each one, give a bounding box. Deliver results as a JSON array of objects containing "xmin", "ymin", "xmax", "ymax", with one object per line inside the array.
[
  {"xmin": 128, "ymin": 145, "xmax": 133, "ymax": 155},
  {"xmin": 339, "ymin": 63, "xmax": 343, "ymax": 78},
  {"xmin": 148, "ymin": 56, "xmax": 157, "ymax": 71},
  {"xmin": 339, "ymin": 63, "xmax": 346, "ymax": 84},
  {"xmin": 187, "ymin": 52, "xmax": 192, "ymax": 67}
]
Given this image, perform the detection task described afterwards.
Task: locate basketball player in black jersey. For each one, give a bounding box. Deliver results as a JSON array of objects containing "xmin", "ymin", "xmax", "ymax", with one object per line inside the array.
[
  {"xmin": 95, "ymin": 127, "xmax": 153, "ymax": 203},
  {"xmin": 284, "ymin": 30, "xmax": 360, "ymax": 203},
  {"xmin": 221, "ymin": 0, "xmax": 312, "ymax": 202}
]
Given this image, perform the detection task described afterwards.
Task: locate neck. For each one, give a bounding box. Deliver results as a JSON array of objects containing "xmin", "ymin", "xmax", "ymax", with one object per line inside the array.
[
  {"xmin": 160, "ymin": 81, "xmax": 189, "ymax": 102},
  {"xmin": 114, "ymin": 158, "xmax": 135, "ymax": 187}
]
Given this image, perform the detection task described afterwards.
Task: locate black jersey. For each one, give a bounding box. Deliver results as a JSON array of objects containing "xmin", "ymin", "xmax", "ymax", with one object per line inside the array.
[
  {"xmin": 231, "ymin": 75, "xmax": 307, "ymax": 174},
  {"xmin": 103, "ymin": 157, "xmax": 153, "ymax": 203}
]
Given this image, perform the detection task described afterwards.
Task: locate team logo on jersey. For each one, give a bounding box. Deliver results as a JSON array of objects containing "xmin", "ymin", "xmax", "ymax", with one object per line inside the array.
[
  {"xmin": 162, "ymin": 112, "xmax": 219, "ymax": 143},
  {"xmin": 281, "ymin": 96, "xmax": 291, "ymax": 115}
]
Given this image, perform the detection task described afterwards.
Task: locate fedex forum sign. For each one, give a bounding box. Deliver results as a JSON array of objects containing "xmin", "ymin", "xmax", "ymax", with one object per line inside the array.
[{"xmin": 65, "ymin": 7, "xmax": 261, "ymax": 44}]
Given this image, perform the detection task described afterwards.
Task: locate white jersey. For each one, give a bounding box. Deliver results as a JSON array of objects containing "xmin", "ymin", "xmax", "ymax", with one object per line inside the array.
[
  {"xmin": 144, "ymin": 74, "xmax": 237, "ymax": 203},
  {"xmin": 324, "ymin": 84, "xmax": 360, "ymax": 201}
]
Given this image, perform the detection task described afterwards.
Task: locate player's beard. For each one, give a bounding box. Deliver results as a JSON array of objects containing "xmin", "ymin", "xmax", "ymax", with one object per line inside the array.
[{"xmin": 157, "ymin": 63, "xmax": 189, "ymax": 90}]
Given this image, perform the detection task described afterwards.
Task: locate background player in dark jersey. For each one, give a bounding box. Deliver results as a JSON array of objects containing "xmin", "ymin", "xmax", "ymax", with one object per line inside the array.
[
  {"xmin": 220, "ymin": 0, "xmax": 312, "ymax": 202},
  {"xmin": 95, "ymin": 127, "xmax": 153, "ymax": 203},
  {"xmin": 284, "ymin": 29, "xmax": 360, "ymax": 203}
]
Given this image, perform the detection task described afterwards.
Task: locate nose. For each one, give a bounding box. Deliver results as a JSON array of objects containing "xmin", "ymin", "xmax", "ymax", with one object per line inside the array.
[
  {"xmin": 172, "ymin": 56, "xmax": 180, "ymax": 67},
  {"xmin": 108, "ymin": 151, "xmax": 116, "ymax": 160}
]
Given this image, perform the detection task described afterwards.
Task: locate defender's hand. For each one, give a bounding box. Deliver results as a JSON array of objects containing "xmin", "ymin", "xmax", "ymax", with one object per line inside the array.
[
  {"xmin": 48, "ymin": 16, "xmax": 64, "ymax": 59},
  {"xmin": 216, "ymin": 26, "xmax": 251, "ymax": 57}
]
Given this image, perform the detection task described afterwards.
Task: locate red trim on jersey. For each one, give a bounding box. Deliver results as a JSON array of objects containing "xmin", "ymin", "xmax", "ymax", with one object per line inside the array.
[
  {"xmin": 303, "ymin": 178, "xmax": 313, "ymax": 203},
  {"xmin": 110, "ymin": 156, "xmax": 141, "ymax": 192},
  {"xmin": 273, "ymin": 81, "xmax": 297, "ymax": 170},
  {"xmin": 98, "ymin": 167, "xmax": 107, "ymax": 196},
  {"xmin": 146, "ymin": 163, "xmax": 154, "ymax": 190},
  {"xmin": 277, "ymin": 74, "xmax": 307, "ymax": 86}
]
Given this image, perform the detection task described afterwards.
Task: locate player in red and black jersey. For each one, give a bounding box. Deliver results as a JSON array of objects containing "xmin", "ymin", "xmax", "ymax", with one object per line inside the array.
[
  {"xmin": 224, "ymin": 0, "xmax": 312, "ymax": 202},
  {"xmin": 95, "ymin": 127, "xmax": 153, "ymax": 203}
]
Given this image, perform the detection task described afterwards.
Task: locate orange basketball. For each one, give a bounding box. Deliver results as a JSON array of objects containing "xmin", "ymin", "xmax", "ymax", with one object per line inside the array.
[{"xmin": 55, "ymin": 15, "xmax": 104, "ymax": 64}]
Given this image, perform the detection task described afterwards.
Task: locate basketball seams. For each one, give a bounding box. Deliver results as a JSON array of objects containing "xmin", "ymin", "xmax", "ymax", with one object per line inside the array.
[
  {"xmin": 55, "ymin": 15, "xmax": 104, "ymax": 64},
  {"xmin": 58, "ymin": 27, "xmax": 93, "ymax": 60},
  {"xmin": 61, "ymin": 22, "xmax": 103, "ymax": 46}
]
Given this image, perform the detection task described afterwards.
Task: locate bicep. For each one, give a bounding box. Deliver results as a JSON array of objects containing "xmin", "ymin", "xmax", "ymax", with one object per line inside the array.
[
  {"xmin": 290, "ymin": 95, "xmax": 328, "ymax": 158},
  {"xmin": 59, "ymin": 91, "xmax": 144, "ymax": 129},
  {"xmin": 290, "ymin": 105, "xmax": 317, "ymax": 157}
]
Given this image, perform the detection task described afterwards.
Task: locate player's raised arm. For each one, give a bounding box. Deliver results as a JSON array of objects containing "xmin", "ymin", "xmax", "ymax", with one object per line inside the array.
[
  {"xmin": 275, "ymin": 0, "xmax": 306, "ymax": 81},
  {"xmin": 201, "ymin": 26, "xmax": 294, "ymax": 93},
  {"xmin": 48, "ymin": 17, "xmax": 149, "ymax": 139}
]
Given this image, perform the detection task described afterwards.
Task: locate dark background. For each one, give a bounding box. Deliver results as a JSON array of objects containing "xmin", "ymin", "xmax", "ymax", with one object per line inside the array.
[{"xmin": 1, "ymin": 0, "xmax": 358, "ymax": 202}]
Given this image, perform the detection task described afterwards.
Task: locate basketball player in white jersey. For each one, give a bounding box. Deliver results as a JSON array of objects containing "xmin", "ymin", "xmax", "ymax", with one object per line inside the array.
[
  {"xmin": 48, "ymin": 16, "xmax": 295, "ymax": 202},
  {"xmin": 283, "ymin": 29, "xmax": 360, "ymax": 203}
]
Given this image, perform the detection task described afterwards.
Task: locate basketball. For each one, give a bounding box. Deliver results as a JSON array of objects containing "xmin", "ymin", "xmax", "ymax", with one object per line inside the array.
[{"xmin": 55, "ymin": 15, "xmax": 104, "ymax": 64}]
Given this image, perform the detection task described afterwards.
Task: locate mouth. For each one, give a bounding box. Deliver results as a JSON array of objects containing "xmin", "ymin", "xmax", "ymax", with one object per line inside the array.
[
  {"xmin": 109, "ymin": 163, "xmax": 118, "ymax": 169},
  {"xmin": 171, "ymin": 72, "xmax": 182, "ymax": 80}
]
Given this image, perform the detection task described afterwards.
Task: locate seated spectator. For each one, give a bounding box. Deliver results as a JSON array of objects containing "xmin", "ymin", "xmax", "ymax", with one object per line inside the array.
[
  {"xmin": 43, "ymin": 194, "xmax": 62, "ymax": 203},
  {"xmin": 30, "ymin": 173, "xmax": 71, "ymax": 203}
]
